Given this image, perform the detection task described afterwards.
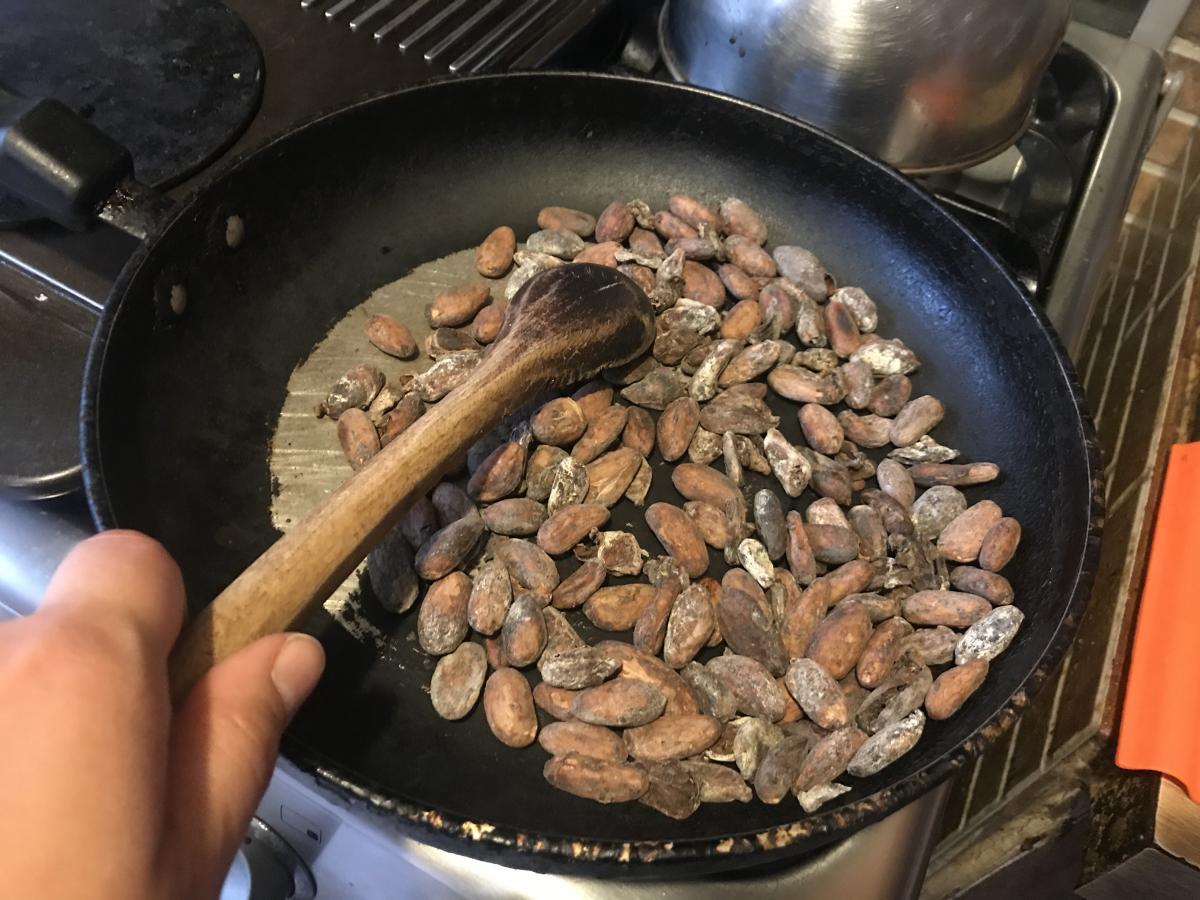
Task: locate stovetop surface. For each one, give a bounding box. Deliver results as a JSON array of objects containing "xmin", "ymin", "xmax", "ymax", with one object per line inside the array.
[{"xmin": 0, "ymin": 2, "xmax": 1166, "ymax": 896}]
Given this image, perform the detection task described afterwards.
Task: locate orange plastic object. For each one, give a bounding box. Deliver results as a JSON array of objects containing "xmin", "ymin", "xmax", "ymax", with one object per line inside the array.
[{"xmin": 1116, "ymin": 442, "xmax": 1200, "ymax": 800}]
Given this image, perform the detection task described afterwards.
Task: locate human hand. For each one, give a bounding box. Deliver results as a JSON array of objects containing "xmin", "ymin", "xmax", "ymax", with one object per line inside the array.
[{"xmin": 0, "ymin": 531, "xmax": 325, "ymax": 900}]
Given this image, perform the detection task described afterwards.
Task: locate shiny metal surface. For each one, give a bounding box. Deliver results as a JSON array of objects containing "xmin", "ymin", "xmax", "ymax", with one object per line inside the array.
[
  {"xmin": 659, "ymin": 0, "xmax": 1072, "ymax": 173},
  {"xmin": 400, "ymin": 782, "xmax": 948, "ymax": 898},
  {"xmin": 260, "ymin": 758, "xmax": 948, "ymax": 899},
  {"xmin": 1043, "ymin": 21, "xmax": 1162, "ymax": 357},
  {"xmin": 0, "ymin": 497, "xmax": 89, "ymax": 618}
]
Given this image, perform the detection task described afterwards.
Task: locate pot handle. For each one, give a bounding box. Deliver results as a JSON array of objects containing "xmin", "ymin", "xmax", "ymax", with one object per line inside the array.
[{"xmin": 0, "ymin": 84, "xmax": 171, "ymax": 239}]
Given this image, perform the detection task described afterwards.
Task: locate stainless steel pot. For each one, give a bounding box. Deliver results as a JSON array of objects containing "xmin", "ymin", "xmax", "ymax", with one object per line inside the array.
[{"xmin": 659, "ymin": 0, "xmax": 1072, "ymax": 173}]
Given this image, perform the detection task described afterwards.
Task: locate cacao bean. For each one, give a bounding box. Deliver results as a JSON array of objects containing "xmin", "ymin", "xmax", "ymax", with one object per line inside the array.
[
  {"xmin": 772, "ymin": 246, "xmax": 829, "ymax": 300},
  {"xmin": 889, "ymin": 435, "xmax": 960, "ymax": 465},
  {"xmin": 798, "ymin": 403, "xmax": 844, "ymax": 455},
  {"xmin": 768, "ymin": 365, "xmax": 845, "ymax": 405},
  {"xmin": 466, "ymin": 440, "xmax": 526, "ymax": 501},
  {"xmin": 949, "ymin": 566, "xmax": 1014, "ymax": 605},
  {"xmin": 754, "ymin": 734, "xmax": 812, "ymax": 804},
  {"xmin": 855, "ymin": 616, "xmax": 914, "ymax": 688},
  {"xmin": 533, "ymin": 682, "xmax": 577, "ymax": 721},
  {"xmin": 825, "ymin": 300, "xmax": 862, "ymax": 358},
  {"xmin": 337, "ymin": 408, "xmax": 380, "ymax": 470},
  {"xmin": 837, "ymin": 410, "xmax": 892, "ymax": 448},
  {"xmin": 466, "ymin": 557, "xmax": 513, "ymax": 635},
  {"xmin": 955, "ymin": 605, "xmax": 1023, "ymax": 664},
  {"xmin": 584, "ymin": 447, "xmax": 643, "ymax": 507},
  {"xmin": 900, "ymin": 626, "xmax": 959, "ymax": 666},
  {"xmin": 847, "ymin": 710, "xmax": 925, "ymax": 776},
  {"xmin": 572, "ymin": 677, "xmax": 667, "ymax": 727},
  {"xmin": 640, "ymin": 761, "xmax": 701, "ymax": 819},
  {"xmin": 620, "ymin": 367, "xmax": 688, "ymax": 411},
  {"xmin": 415, "ymin": 513, "xmax": 484, "ymax": 580},
  {"xmin": 784, "ymin": 658, "xmax": 850, "ymax": 729},
  {"xmin": 938, "ymin": 500, "xmax": 1003, "ymax": 562},
  {"xmin": 910, "ymin": 461, "xmax": 999, "ymax": 487},
  {"xmin": 718, "ymin": 263, "xmax": 760, "ymax": 301},
  {"xmin": 682, "ymin": 759, "xmax": 753, "ymax": 803},
  {"xmin": 848, "ymin": 505, "xmax": 888, "ymax": 560},
  {"xmin": 430, "ymin": 642, "xmax": 488, "ymax": 721},
  {"xmin": 428, "ymin": 283, "xmax": 491, "ymax": 328},
  {"xmin": 850, "ymin": 338, "xmax": 919, "ymax": 376},
  {"xmin": 653, "ymin": 398, "xmax": 698, "ymax": 461},
  {"xmin": 595, "ymin": 200, "xmax": 636, "ymax": 243},
  {"xmin": 718, "ymin": 197, "xmax": 767, "ymax": 243},
  {"xmin": 979, "ymin": 517, "xmax": 1021, "ymax": 572},
  {"xmin": 550, "ymin": 559, "xmax": 606, "ymax": 610},
  {"xmin": 491, "ymin": 537, "xmax": 560, "ymax": 596},
  {"xmin": 876, "ymin": 458, "xmax": 916, "ymax": 508},
  {"xmin": 367, "ymin": 526, "xmax": 420, "ymax": 614},
  {"xmin": 784, "ymin": 510, "xmax": 818, "ymax": 585},
  {"xmin": 574, "ymin": 241, "xmax": 621, "ymax": 267},
  {"xmin": 725, "ymin": 234, "xmax": 776, "ymax": 277},
  {"xmin": 524, "ymin": 445, "xmax": 568, "ymax": 502},
  {"xmin": 621, "ymin": 406, "xmax": 656, "ymax": 457},
  {"xmin": 322, "ymin": 364, "xmax": 384, "ymax": 419},
  {"xmin": 536, "ymin": 503, "xmax": 609, "ymax": 556},
  {"xmin": 572, "ymin": 404, "xmax": 628, "ymax": 463},
  {"xmin": 902, "ymin": 590, "xmax": 991, "ymax": 627},
  {"xmin": 544, "ymin": 752, "xmax": 648, "ymax": 803},
  {"xmin": 547, "ymin": 456, "xmax": 590, "ymax": 515},
  {"xmin": 793, "ymin": 727, "xmax": 867, "ymax": 793},
  {"xmin": 481, "ymin": 498, "xmax": 546, "ymax": 537},
  {"xmin": 805, "ymin": 524, "xmax": 860, "ymax": 565},
  {"xmin": 926, "ymin": 659, "xmax": 989, "ymax": 720},
  {"xmin": 624, "ymin": 456, "xmax": 653, "ymax": 507},
  {"xmin": 500, "ymin": 593, "xmax": 546, "ymax": 667},
  {"xmin": 538, "ymin": 721, "xmax": 626, "ymax": 761},
  {"xmin": 583, "ymin": 583, "xmax": 657, "ymax": 631},
  {"xmin": 417, "ymin": 571, "xmax": 472, "ymax": 656},
  {"xmin": 679, "ymin": 661, "xmax": 738, "ymax": 721},
  {"xmin": 687, "ymin": 427, "xmax": 723, "ymax": 464},
  {"xmin": 527, "ymin": 227, "xmax": 584, "ymax": 260},
  {"xmin": 732, "ymin": 716, "xmax": 786, "ymax": 779},
  {"xmin": 572, "ymin": 380, "xmax": 614, "ymax": 423},
  {"xmin": 911, "ymin": 485, "xmax": 968, "ymax": 540},
  {"xmin": 633, "ymin": 569, "xmax": 687, "ymax": 655},
  {"xmin": 805, "ymin": 600, "xmax": 872, "ymax": 679},
  {"xmin": 531, "ymin": 397, "xmax": 587, "ymax": 447},
  {"xmin": 365, "ymin": 314, "xmax": 418, "ymax": 360},
  {"xmin": 653, "ymin": 209, "xmax": 697, "ymax": 241},
  {"xmin": 626, "ymin": 714, "xmax": 722, "ymax": 762},
  {"xmin": 830, "ymin": 286, "xmax": 878, "ymax": 332},
  {"xmin": 707, "ymin": 655, "xmax": 789, "ymax": 721}
]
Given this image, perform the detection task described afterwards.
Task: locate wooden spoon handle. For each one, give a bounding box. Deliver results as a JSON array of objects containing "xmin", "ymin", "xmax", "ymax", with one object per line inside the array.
[{"xmin": 167, "ymin": 349, "xmax": 533, "ymax": 701}]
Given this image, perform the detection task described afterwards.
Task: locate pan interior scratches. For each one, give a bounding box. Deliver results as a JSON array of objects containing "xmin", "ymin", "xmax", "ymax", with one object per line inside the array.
[{"xmin": 268, "ymin": 247, "xmax": 494, "ymax": 658}]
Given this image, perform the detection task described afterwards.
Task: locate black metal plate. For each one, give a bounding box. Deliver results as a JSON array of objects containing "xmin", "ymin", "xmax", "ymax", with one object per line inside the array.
[{"xmin": 80, "ymin": 73, "xmax": 1100, "ymax": 877}]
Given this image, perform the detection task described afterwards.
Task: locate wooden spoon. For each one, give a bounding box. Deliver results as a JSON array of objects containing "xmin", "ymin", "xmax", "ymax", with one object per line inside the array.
[{"xmin": 168, "ymin": 264, "xmax": 654, "ymax": 699}]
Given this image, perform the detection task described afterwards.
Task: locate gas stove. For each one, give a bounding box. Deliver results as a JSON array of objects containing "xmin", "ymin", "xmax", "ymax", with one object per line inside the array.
[{"xmin": 0, "ymin": 2, "xmax": 1171, "ymax": 898}]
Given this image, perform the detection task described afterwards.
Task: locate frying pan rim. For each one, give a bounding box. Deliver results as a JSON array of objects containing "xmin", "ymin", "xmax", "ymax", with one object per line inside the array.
[{"xmin": 79, "ymin": 70, "xmax": 1103, "ymax": 871}]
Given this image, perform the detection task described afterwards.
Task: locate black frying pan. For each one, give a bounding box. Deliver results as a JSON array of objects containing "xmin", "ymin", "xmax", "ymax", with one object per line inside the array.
[{"xmin": 4, "ymin": 73, "xmax": 1100, "ymax": 878}]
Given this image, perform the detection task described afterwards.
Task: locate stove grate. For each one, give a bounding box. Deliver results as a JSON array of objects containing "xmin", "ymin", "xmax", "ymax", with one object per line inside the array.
[{"xmin": 298, "ymin": 0, "xmax": 596, "ymax": 72}]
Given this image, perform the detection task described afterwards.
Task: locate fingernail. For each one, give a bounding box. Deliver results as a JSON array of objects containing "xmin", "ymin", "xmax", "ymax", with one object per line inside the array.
[{"xmin": 271, "ymin": 633, "xmax": 326, "ymax": 719}]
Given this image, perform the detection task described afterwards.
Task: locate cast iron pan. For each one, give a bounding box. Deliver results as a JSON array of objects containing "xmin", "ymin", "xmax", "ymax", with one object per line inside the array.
[{"xmin": 27, "ymin": 73, "xmax": 1101, "ymax": 877}]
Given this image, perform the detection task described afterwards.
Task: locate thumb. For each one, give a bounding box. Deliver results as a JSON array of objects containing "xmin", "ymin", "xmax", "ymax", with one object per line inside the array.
[{"xmin": 161, "ymin": 632, "xmax": 324, "ymax": 897}]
